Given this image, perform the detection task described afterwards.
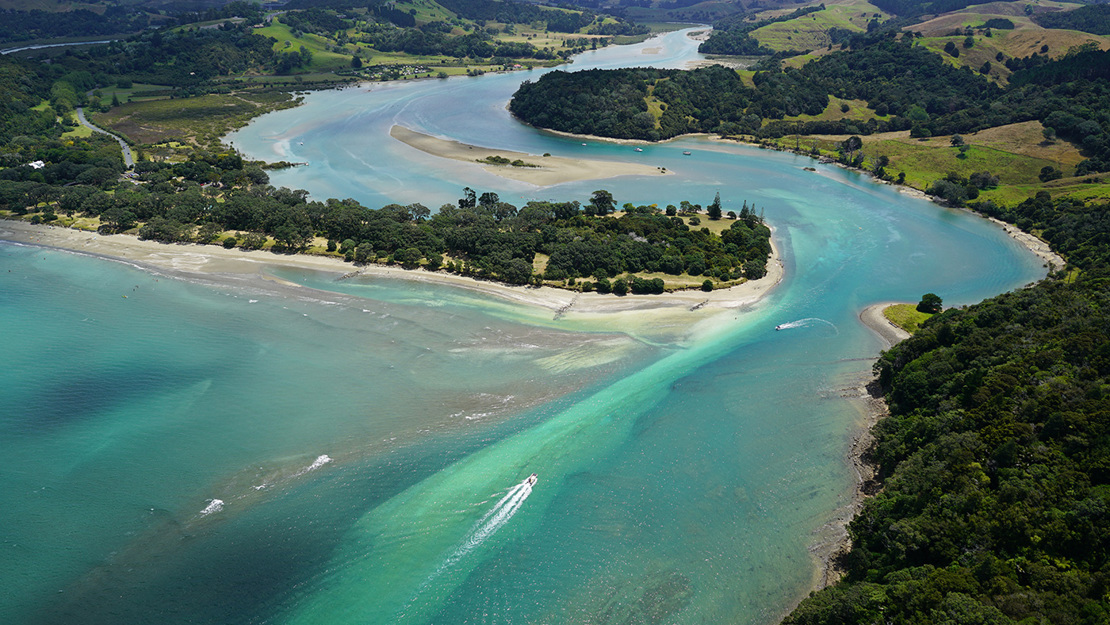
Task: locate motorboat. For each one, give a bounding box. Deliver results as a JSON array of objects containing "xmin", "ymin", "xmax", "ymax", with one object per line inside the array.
[
  {"xmin": 775, "ymin": 324, "xmax": 786, "ymax": 331},
  {"xmin": 683, "ymin": 151, "xmax": 691, "ymax": 155},
  {"xmin": 634, "ymin": 147, "xmax": 643, "ymax": 152},
  {"xmin": 525, "ymin": 473, "xmax": 538, "ymax": 486}
]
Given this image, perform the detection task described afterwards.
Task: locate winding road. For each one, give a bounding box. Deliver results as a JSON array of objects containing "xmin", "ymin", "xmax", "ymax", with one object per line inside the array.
[{"xmin": 76, "ymin": 107, "xmax": 133, "ymax": 169}]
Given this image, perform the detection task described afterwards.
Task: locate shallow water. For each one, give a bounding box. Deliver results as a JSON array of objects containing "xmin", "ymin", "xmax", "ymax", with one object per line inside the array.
[{"xmin": 2, "ymin": 29, "xmax": 1048, "ymax": 625}]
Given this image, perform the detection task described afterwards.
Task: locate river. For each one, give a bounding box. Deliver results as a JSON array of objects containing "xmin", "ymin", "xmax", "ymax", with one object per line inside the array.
[{"xmin": 0, "ymin": 28, "xmax": 1047, "ymax": 625}]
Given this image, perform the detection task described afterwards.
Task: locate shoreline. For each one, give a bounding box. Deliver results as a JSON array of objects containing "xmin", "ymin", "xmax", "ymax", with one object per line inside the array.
[
  {"xmin": 0, "ymin": 219, "xmax": 784, "ymax": 341},
  {"xmin": 549, "ymin": 126, "xmax": 1064, "ymax": 272},
  {"xmin": 801, "ymin": 302, "xmax": 909, "ymax": 598},
  {"xmin": 858, "ymin": 302, "xmax": 913, "ymax": 348},
  {"xmin": 709, "ymin": 135, "xmax": 1067, "ymax": 271}
]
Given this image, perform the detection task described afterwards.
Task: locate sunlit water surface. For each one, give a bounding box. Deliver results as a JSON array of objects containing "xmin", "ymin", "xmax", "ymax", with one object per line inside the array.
[{"xmin": 1, "ymin": 29, "xmax": 1048, "ymax": 625}]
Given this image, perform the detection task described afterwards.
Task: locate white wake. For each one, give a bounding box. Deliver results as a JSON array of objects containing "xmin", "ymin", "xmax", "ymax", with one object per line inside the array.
[{"xmin": 775, "ymin": 317, "xmax": 839, "ymax": 334}]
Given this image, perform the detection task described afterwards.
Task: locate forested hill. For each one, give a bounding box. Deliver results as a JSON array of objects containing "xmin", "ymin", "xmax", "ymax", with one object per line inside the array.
[
  {"xmin": 785, "ymin": 196, "xmax": 1110, "ymax": 624},
  {"xmin": 509, "ymin": 35, "xmax": 1110, "ymax": 174},
  {"xmin": 510, "ymin": 64, "xmax": 827, "ymax": 141}
]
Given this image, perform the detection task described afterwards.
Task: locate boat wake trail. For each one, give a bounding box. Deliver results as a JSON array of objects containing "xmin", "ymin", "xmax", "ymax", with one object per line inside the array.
[
  {"xmin": 775, "ymin": 317, "xmax": 839, "ymax": 334},
  {"xmin": 447, "ymin": 477, "xmax": 533, "ymax": 568},
  {"xmin": 403, "ymin": 476, "xmax": 535, "ymax": 618}
]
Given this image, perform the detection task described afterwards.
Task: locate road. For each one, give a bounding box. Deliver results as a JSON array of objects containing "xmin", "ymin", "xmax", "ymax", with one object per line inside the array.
[{"xmin": 76, "ymin": 107, "xmax": 133, "ymax": 169}]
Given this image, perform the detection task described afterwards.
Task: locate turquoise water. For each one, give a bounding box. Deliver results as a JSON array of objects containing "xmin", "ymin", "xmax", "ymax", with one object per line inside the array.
[{"xmin": 1, "ymin": 29, "xmax": 1049, "ymax": 625}]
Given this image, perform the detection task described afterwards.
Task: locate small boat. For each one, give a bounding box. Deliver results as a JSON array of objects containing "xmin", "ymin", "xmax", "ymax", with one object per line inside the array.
[
  {"xmin": 525, "ymin": 473, "xmax": 538, "ymax": 486},
  {"xmin": 683, "ymin": 151, "xmax": 691, "ymax": 156},
  {"xmin": 581, "ymin": 142, "xmax": 587, "ymax": 146},
  {"xmin": 634, "ymin": 147, "xmax": 643, "ymax": 152},
  {"xmin": 775, "ymin": 324, "xmax": 785, "ymax": 331}
]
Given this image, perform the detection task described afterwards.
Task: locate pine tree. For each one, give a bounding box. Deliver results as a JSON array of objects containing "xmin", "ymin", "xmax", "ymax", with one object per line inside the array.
[{"xmin": 707, "ymin": 192, "xmax": 723, "ymax": 220}]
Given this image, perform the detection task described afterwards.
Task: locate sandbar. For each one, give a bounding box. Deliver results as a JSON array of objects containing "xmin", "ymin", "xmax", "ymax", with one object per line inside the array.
[
  {"xmin": 390, "ymin": 126, "xmax": 669, "ymax": 186},
  {"xmin": 0, "ymin": 219, "xmax": 783, "ymax": 343}
]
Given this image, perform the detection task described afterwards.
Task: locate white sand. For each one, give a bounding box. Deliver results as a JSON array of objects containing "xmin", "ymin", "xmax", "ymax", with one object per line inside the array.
[
  {"xmin": 390, "ymin": 126, "xmax": 669, "ymax": 186},
  {"xmin": 859, "ymin": 302, "xmax": 912, "ymax": 347}
]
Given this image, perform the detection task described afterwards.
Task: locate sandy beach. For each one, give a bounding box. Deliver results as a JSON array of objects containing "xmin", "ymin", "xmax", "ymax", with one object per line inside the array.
[
  {"xmin": 859, "ymin": 302, "xmax": 912, "ymax": 348},
  {"xmin": 0, "ymin": 218, "xmax": 784, "ymax": 342},
  {"xmin": 390, "ymin": 126, "xmax": 669, "ymax": 186}
]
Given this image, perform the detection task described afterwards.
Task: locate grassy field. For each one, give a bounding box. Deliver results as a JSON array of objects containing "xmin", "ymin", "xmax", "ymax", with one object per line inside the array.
[
  {"xmin": 91, "ymin": 90, "xmax": 300, "ymax": 146},
  {"xmin": 766, "ymin": 118, "xmax": 1110, "ymax": 204},
  {"xmin": 752, "ymin": 0, "xmax": 890, "ymax": 52},
  {"xmin": 781, "ymin": 96, "xmax": 889, "ymax": 125},
  {"xmin": 911, "ymin": 11, "xmax": 1110, "ymax": 83},
  {"xmin": 93, "ymin": 82, "xmax": 173, "ymax": 104},
  {"xmin": 392, "ymin": 0, "xmax": 457, "ymax": 23},
  {"xmin": 60, "ymin": 109, "xmax": 93, "ymax": 139},
  {"xmin": 883, "ymin": 303, "xmax": 933, "ymax": 333},
  {"xmin": 255, "ymin": 20, "xmax": 354, "ymax": 72}
]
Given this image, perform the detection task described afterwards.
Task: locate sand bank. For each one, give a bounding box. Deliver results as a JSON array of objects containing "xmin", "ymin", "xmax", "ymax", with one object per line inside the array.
[
  {"xmin": 390, "ymin": 126, "xmax": 669, "ymax": 186},
  {"xmin": 0, "ymin": 219, "xmax": 783, "ymax": 342},
  {"xmin": 986, "ymin": 216, "xmax": 1064, "ymax": 269},
  {"xmin": 859, "ymin": 302, "xmax": 912, "ymax": 348}
]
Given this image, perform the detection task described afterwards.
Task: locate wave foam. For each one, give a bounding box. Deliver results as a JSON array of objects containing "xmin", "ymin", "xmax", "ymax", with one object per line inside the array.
[
  {"xmin": 200, "ymin": 499, "xmax": 224, "ymax": 516},
  {"xmin": 292, "ymin": 454, "xmax": 332, "ymax": 478}
]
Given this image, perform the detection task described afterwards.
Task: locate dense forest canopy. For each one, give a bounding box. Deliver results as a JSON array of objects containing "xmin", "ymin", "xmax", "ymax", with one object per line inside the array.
[{"xmin": 786, "ymin": 195, "xmax": 1110, "ymax": 623}]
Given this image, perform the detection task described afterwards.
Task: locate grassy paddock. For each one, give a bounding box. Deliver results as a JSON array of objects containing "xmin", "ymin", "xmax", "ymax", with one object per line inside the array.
[
  {"xmin": 95, "ymin": 82, "xmax": 173, "ymax": 104},
  {"xmin": 255, "ymin": 20, "xmax": 353, "ymax": 72},
  {"xmin": 752, "ymin": 0, "xmax": 890, "ymax": 52},
  {"xmin": 884, "ymin": 303, "xmax": 933, "ymax": 333},
  {"xmin": 91, "ymin": 91, "xmax": 299, "ymax": 146},
  {"xmin": 782, "ymin": 96, "xmax": 889, "ymax": 125}
]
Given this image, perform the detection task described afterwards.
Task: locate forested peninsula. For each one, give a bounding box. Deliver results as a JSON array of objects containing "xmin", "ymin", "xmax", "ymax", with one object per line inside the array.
[
  {"xmin": 785, "ymin": 192, "xmax": 1110, "ymax": 624},
  {"xmin": 510, "ymin": 35, "xmax": 1110, "ymax": 177}
]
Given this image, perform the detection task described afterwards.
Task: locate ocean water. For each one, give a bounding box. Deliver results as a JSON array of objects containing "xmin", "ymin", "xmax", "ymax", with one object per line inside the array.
[{"xmin": 1, "ymin": 29, "xmax": 1050, "ymax": 625}]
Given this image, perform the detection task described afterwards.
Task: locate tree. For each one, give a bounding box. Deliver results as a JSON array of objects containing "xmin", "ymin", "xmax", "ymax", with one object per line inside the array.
[
  {"xmin": 707, "ymin": 192, "xmax": 722, "ymax": 220},
  {"xmin": 612, "ymin": 277, "xmax": 628, "ymax": 295},
  {"xmin": 478, "ymin": 192, "xmax": 499, "ymax": 208},
  {"xmin": 351, "ymin": 55, "xmax": 362, "ymax": 69},
  {"xmin": 1039, "ymin": 166, "xmax": 1063, "ymax": 182},
  {"xmin": 701, "ymin": 279, "xmax": 714, "ymax": 292},
  {"xmin": 588, "ymin": 189, "xmax": 615, "ymax": 215},
  {"xmin": 458, "ymin": 187, "xmax": 476, "ymax": 209},
  {"xmin": 1042, "ymin": 126, "xmax": 1057, "ymax": 143},
  {"xmin": 917, "ymin": 292, "xmax": 942, "ymax": 313}
]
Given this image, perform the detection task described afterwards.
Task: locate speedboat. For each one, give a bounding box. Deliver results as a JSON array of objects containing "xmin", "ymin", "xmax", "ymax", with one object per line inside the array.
[
  {"xmin": 775, "ymin": 324, "xmax": 785, "ymax": 331},
  {"xmin": 683, "ymin": 151, "xmax": 691, "ymax": 155},
  {"xmin": 525, "ymin": 473, "xmax": 538, "ymax": 486},
  {"xmin": 634, "ymin": 147, "xmax": 643, "ymax": 152}
]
